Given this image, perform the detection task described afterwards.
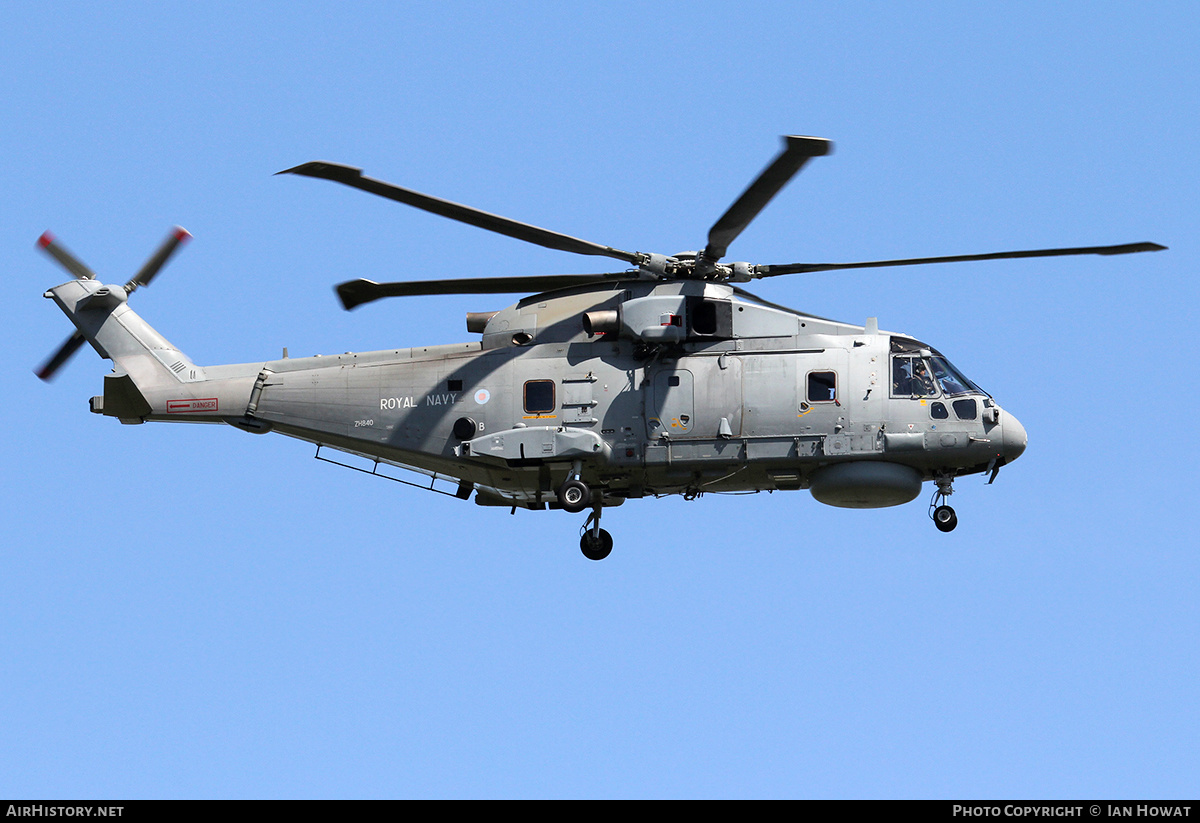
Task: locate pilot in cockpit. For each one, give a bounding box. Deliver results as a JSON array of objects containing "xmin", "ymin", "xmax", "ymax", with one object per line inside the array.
[{"xmin": 893, "ymin": 356, "xmax": 936, "ymax": 397}]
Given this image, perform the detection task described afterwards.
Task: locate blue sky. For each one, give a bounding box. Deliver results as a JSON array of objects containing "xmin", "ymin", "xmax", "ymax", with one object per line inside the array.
[{"xmin": 2, "ymin": 1, "xmax": 1197, "ymax": 798}]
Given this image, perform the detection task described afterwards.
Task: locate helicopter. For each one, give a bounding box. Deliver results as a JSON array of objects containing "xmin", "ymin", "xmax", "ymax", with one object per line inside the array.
[{"xmin": 37, "ymin": 135, "xmax": 1164, "ymax": 560}]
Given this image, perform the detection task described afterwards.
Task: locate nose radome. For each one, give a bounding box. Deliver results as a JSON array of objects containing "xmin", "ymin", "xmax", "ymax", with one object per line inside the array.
[{"xmin": 1001, "ymin": 412, "xmax": 1028, "ymax": 462}]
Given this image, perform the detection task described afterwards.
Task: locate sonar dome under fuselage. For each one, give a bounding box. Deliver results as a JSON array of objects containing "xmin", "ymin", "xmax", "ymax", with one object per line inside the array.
[{"xmin": 809, "ymin": 462, "xmax": 924, "ymax": 509}]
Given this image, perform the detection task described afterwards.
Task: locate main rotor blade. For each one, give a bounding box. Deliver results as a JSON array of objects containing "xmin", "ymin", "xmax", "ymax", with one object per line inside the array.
[
  {"xmin": 703, "ymin": 135, "xmax": 833, "ymax": 263},
  {"xmin": 753, "ymin": 242, "xmax": 1167, "ymax": 278},
  {"xmin": 35, "ymin": 331, "xmax": 86, "ymax": 381},
  {"xmin": 128, "ymin": 226, "xmax": 191, "ymax": 291},
  {"xmin": 337, "ymin": 272, "xmax": 637, "ymax": 310},
  {"xmin": 37, "ymin": 232, "xmax": 96, "ymax": 280},
  {"xmin": 280, "ymin": 162, "xmax": 645, "ymax": 266}
]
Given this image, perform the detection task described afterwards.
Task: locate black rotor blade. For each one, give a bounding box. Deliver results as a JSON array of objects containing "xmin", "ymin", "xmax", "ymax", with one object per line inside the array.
[
  {"xmin": 35, "ymin": 331, "xmax": 86, "ymax": 381},
  {"xmin": 753, "ymin": 242, "xmax": 1167, "ymax": 278},
  {"xmin": 337, "ymin": 272, "xmax": 636, "ymax": 310},
  {"xmin": 128, "ymin": 226, "xmax": 191, "ymax": 291},
  {"xmin": 704, "ymin": 135, "xmax": 832, "ymax": 263},
  {"xmin": 280, "ymin": 162, "xmax": 645, "ymax": 266},
  {"xmin": 37, "ymin": 232, "xmax": 96, "ymax": 280}
]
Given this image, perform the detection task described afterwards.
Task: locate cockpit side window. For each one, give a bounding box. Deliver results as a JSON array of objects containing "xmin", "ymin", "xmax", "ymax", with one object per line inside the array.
[{"xmin": 892, "ymin": 355, "xmax": 936, "ymax": 397}]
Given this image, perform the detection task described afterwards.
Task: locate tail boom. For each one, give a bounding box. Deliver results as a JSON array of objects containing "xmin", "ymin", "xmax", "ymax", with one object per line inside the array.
[{"xmin": 45, "ymin": 278, "xmax": 260, "ymax": 424}]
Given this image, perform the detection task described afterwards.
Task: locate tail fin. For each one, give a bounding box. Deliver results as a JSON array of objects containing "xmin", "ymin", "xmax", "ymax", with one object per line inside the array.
[
  {"xmin": 44, "ymin": 278, "xmax": 207, "ymax": 421},
  {"xmin": 34, "ymin": 227, "xmax": 190, "ymax": 381},
  {"xmin": 37, "ymin": 228, "xmax": 261, "ymax": 427}
]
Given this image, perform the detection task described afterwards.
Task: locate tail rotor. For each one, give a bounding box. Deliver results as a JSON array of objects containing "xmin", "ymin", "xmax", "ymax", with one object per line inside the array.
[{"xmin": 35, "ymin": 227, "xmax": 190, "ymax": 380}]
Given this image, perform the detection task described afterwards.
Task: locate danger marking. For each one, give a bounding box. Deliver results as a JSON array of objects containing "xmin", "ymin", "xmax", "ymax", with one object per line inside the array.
[{"xmin": 167, "ymin": 398, "xmax": 219, "ymax": 413}]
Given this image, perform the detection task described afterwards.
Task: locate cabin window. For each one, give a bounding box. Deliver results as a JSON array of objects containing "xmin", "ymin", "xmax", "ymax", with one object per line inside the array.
[
  {"xmin": 953, "ymin": 399, "xmax": 978, "ymax": 420},
  {"xmin": 931, "ymin": 402, "xmax": 949, "ymax": 419},
  {"xmin": 523, "ymin": 380, "xmax": 555, "ymax": 414},
  {"xmin": 807, "ymin": 371, "xmax": 837, "ymax": 402},
  {"xmin": 447, "ymin": 379, "xmax": 463, "ymax": 392}
]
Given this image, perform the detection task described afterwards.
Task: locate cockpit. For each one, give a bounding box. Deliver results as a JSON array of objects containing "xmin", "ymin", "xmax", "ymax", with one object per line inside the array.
[
  {"xmin": 890, "ymin": 337, "xmax": 987, "ymax": 398},
  {"xmin": 890, "ymin": 337, "xmax": 995, "ymax": 422}
]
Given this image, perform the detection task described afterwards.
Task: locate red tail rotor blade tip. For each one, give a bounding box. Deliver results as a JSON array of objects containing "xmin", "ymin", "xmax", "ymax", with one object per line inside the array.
[
  {"xmin": 37, "ymin": 231, "xmax": 55, "ymax": 248},
  {"xmin": 173, "ymin": 226, "xmax": 192, "ymax": 241}
]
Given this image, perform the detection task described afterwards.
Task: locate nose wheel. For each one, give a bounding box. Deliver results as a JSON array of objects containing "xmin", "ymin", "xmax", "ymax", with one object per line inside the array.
[
  {"xmin": 932, "ymin": 505, "xmax": 958, "ymax": 532},
  {"xmin": 929, "ymin": 475, "xmax": 958, "ymax": 533}
]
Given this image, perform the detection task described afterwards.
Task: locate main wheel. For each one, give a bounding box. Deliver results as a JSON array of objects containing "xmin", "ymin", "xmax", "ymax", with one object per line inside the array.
[
  {"xmin": 933, "ymin": 505, "xmax": 958, "ymax": 532},
  {"xmin": 557, "ymin": 478, "xmax": 591, "ymax": 513},
  {"xmin": 580, "ymin": 528, "xmax": 613, "ymax": 561}
]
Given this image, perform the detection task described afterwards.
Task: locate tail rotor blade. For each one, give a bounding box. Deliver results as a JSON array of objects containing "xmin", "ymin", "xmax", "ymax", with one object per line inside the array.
[
  {"xmin": 35, "ymin": 331, "xmax": 86, "ymax": 381},
  {"xmin": 128, "ymin": 226, "xmax": 191, "ymax": 291},
  {"xmin": 37, "ymin": 232, "xmax": 96, "ymax": 281}
]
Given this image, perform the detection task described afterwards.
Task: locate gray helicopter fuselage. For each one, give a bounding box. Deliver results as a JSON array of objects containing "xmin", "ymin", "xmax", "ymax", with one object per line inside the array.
[
  {"xmin": 50, "ymin": 274, "xmax": 1025, "ymax": 513},
  {"xmin": 129, "ymin": 278, "xmax": 1023, "ymax": 510}
]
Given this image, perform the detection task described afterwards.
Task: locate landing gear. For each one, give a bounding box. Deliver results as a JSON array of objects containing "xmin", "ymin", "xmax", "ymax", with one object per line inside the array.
[
  {"xmin": 579, "ymin": 506, "xmax": 612, "ymax": 561},
  {"xmin": 580, "ymin": 528, "xmax": 613, "ymax": 561},
  {"xmin": 561, "ymin": 463, "xmax": 612, "ymax": 559},
  {"xmin": 557, "ymin": 461, "xmax": 591, "ymax": 513},
  {"xmin": 933, "ymin": 505, "xmax": 958, "ymax": 532},
  {"xmin": 557, "ymin": 479, "xmax": 591, "ymax": 513},
  {"xmin": 929, "ymin": 474, "xmax": 958, "ymax": 533}
]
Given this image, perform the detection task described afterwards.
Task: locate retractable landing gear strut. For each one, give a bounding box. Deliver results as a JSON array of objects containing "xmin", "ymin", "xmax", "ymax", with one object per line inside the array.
[
  {"xmin": 579, "ymin": 504, "xmax": 613, "ymax": 561},
  {"xmin": 929, "ymin": 474, "xmax": 958, "ymax": 533}
]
